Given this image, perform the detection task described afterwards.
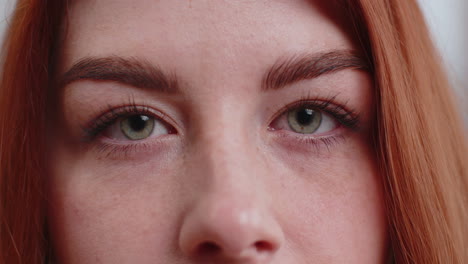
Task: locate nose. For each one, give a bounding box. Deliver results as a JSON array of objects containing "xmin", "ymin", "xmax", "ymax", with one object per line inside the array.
[
  {"xmin": 178, "ymin": 192, "xmax": 284, "ymax": 262},
  {"xmin": 178, "ymin": 107, "xmax": 284, "ymax": 262},
  {"xmin": 178, "ymin": 139, "xmax": 284, "ymax": 262}
]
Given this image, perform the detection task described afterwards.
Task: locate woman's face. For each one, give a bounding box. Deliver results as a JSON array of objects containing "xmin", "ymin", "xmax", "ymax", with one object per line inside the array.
[{"xmin": 49, "ymin": 0, "xmax": 388, "ymax": 263}]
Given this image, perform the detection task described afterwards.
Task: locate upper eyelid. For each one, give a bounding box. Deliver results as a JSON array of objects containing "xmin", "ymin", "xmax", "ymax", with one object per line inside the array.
[
  {"xmin": 268, "ymin": 98, "xmax": 356, "ymax": 123},
  {"xmin": 81, "ymin": 105, "xmax": 178, "ymax": 141},
  {"xmin": 81, "ymin": 97, "xmax": 358, "ymax": 142}
]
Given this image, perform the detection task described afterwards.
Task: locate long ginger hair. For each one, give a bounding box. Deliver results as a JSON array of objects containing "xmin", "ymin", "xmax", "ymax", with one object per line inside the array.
[{"xmin": 1, "ymin": 0, "xmax": 466, "ymax": 263}]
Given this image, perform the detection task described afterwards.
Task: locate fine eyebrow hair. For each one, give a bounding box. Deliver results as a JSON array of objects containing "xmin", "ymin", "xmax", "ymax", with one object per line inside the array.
[
  {"xmin": 262, "ymin": 50, "xmax": 370, "ymax": 91},
  {"xmin": 59, "ymin": 56, "xmax": 179, "ymax": 93},
  {"xmin": 60, "ymin": 50, "xmax": 369, "ymax": 93}
]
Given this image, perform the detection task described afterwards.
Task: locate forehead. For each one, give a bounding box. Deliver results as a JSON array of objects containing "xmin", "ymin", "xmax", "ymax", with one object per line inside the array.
[{"xmin": 61, "ymin": 0, "xmax": 357, "ymax": 71}]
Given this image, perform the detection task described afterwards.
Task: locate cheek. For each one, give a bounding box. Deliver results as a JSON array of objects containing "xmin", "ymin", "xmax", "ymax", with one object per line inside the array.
[
  {"xmin": 270, "ymin": 136, "xmax": 387, "ymax": 262},
  {"xmin": 47, "ymin": 132, "xmax": 387, "ymax": 263},
  {"xmin": 48, "ymin": 146, "xmax": 184, "ymax": 262}
]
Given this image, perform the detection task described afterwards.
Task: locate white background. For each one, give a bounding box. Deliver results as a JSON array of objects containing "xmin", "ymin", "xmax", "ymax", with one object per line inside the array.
[{"xmin": 0, "ymin": 0, "xmax": 466, "ymax": 114}]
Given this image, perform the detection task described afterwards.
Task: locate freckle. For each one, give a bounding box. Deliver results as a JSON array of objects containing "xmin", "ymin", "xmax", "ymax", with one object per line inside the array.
[
  {"xmin": 281, "ymin": 181, "xmax": 286, "ymax": 189},
  {"xmin": 299, "ymin": 166, "xmax": 305, "ymax": 173}
]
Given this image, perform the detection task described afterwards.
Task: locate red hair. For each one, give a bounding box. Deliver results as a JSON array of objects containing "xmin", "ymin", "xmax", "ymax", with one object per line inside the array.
[
  {"xmin": 0, "ymin": 0, "xmax": 466, "ymax": 263},
  {"xmin": 0, "ymin": 0, "xmax": 64, "ymax": 262},
  {"xmin": 347, "ymin": 0, "xmax": 468, "ymax": 262}
]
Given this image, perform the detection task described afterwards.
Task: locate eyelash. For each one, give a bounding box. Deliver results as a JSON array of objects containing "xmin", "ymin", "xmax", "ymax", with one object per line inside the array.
[
  {"xmin": 273, "ymin": 95, "xmax": 359, "ymax": 130},
  {"xmin": 81, "ymin": 103, "xmax": 174, "ymax": 142},
  {"xmin": 269, "ymin": 95, "xmax": 360, "ymax": 151},
  {"xmin": 81, "ymin": 96, "xmax": 360, "ymax": 155}
]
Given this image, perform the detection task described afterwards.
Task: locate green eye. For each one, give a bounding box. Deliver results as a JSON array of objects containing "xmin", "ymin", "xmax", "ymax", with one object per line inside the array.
[
  {"xmin": 287, "ymin": 107, "xmax": 322, "ymax": 134},
  {"xmin": 120, "ymin": 115, "xmax": 155, "ymax": 140}
]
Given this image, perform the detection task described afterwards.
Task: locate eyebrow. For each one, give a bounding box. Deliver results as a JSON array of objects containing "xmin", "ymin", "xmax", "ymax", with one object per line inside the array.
[
  {"xmin": 60, "ymin": 50, "xmax": 369, "ymax": 93},
  {"xmin": 262, "ymin": 50, "xmax": 370, "ymax": 91},
  {"xmin": 59, "ymin": 56, "xmax": 179, "ymax": 93}
]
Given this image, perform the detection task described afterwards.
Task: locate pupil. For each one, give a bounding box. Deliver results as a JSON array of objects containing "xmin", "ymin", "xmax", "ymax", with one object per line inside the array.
[
  {"xmin": 296, "ymin": 108, "xmax": 314, "ymax": 125},
  {"xmin": 128, "ymin": 115, "xmax": 149, "ymax": 131}
]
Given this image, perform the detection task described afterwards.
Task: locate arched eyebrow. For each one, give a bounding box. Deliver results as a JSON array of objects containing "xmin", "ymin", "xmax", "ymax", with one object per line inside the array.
[
  {"xmin": 59, "ymin": 50, "xmax": 369, "ymax": 93},
  {"xmin": 262, "ymin": 50, "xmax": 370, "ymax": 91},
  {"xmin": 59, "ymin": 56, "xmax": 179, "ymax": 94}
]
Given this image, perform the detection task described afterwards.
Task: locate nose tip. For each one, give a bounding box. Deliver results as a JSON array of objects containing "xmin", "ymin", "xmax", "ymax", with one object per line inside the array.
[{"xmin": 179, "ymin": 201, "xmax": 283, "ymax": 262}]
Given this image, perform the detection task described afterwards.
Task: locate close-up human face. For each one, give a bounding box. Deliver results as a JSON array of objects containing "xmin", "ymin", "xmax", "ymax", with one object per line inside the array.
[{"xmin": 48, "ymin": 0, "xmax": 388, "ymax": 263}]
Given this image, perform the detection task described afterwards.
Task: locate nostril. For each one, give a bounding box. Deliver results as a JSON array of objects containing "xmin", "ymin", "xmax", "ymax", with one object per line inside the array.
[
  {"xmin": 195, "ymin": 240, "xmax": 275, "ymax": 260},
  {"xmin": 197, "ymin": 241, "xmax": 222, "ymax": 256},
  {"xmin": 254, "ymin": 240, "xmax": 275, "ymax": 252}
]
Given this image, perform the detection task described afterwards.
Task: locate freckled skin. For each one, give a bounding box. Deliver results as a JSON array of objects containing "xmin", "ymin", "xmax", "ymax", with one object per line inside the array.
[{"xmin": 48, "ymin": 0, "xmax": 388, "ymax": 263}]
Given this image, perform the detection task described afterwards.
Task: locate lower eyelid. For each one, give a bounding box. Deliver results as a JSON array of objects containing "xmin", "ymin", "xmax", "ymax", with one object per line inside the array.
[
  {"xmin": 89, "ymin": 133, "xmax": 179, "ymax": 160},
  {"xmin": 268, "ymin": 129, "xmax": 347, "ymax": 155},
  {"xmin": 271, "ymin": 123, "xmax": 344, "ymax": 138}
]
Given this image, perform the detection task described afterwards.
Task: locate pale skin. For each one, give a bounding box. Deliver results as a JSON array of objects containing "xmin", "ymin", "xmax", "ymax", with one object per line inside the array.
[{"xmin": 48, "ymin": 0, "xmax": 388, "ymax": 263}]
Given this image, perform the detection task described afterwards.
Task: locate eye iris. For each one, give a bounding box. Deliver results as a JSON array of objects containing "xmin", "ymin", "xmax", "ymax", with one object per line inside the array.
[
  {"xmin": 121, "ymin": 115, "xmax": 155, "ymax": 140},
  {"xmin": 288, "ymin": 107, "xmax": 322, "ymax": 134}
]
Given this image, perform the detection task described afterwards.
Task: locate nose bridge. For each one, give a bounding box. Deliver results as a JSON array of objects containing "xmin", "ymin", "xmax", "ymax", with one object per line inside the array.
[
  {"xmin": 178, "ymin": 98, "xmax": 284, "ymax": 261},
  {"xmin": 195, "ymin": 97, "xmax": 257, "ymax": 188}
]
